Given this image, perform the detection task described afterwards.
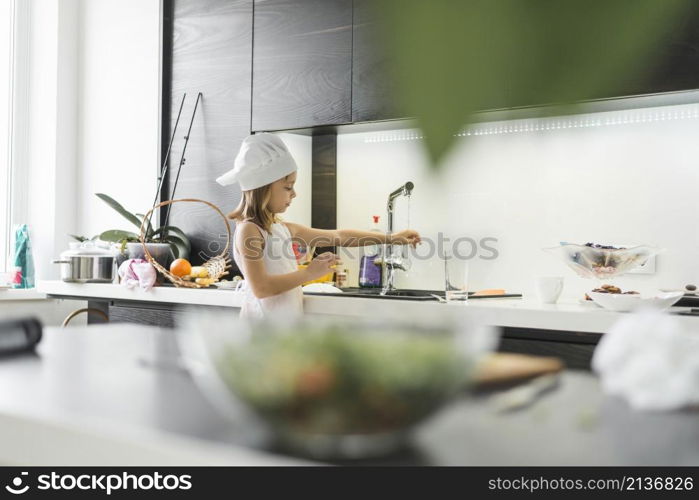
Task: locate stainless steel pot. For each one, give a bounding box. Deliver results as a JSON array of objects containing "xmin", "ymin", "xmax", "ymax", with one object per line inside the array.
[{"xmin": 52, "ymin": 243, "xmax": 116, "ymax": 283}]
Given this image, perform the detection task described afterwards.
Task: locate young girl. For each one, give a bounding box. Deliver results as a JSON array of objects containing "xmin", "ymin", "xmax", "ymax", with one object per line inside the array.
[{"xmin": 216, "ymin": 133, "xmax": 421, "ymax": 319}]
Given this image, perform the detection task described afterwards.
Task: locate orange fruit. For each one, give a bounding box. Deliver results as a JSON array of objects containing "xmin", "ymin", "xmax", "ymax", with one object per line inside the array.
[{"xmin": 170, "ymin": 258, "xmax": 192, "ymax": 277}]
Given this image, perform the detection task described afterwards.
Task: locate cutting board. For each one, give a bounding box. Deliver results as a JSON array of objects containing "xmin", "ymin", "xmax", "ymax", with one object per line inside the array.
[{"xmin": 472, "ymin": 353, "xmax": 565, "ymax": 387}]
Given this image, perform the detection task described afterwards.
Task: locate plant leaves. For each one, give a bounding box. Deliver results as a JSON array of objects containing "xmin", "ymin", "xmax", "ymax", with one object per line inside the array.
[
  {"xmin": 376, "ymin": 0, "xmax": 690, "ymax": 166},
  {"xmin": 95, "ymin": 193, "xmax": 143, "ymax": 230},
  {"xmin": 166, "ymin": 241, "xmax": 189, "ymax": 260},
  {"xmin": 69, "ymin": 234, "xmax": 88, "ymax": 242},
  {"xmin": 162, "ymin": 235, "xmax": 190, "ymax": 260},
  {"xmin": 135, "ymin": 213, "xmax": 155, "ymax": 240},
  {"xmin": 99, "ymin": 230, "xmax": 140, "ymax": 243},
  {"xmin": 152, "ymin": 226, "xmax": 191, "ymax": 252}
]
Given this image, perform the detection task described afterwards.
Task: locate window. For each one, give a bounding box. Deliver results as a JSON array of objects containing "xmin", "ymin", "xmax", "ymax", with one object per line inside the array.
[
  {"xmin": 0, "ymin": 0, "xmax": 15, "ymax": 271},
  {"xmin": 0, "ymin": 0, "xmax": 24, "ymax": 272}
]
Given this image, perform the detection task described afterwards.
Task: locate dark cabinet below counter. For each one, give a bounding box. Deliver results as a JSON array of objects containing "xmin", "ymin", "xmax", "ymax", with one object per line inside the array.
[
  {"xmin": 90, "ymin": 300, "xmax": 236, "ymax": 329},
  {"xmin": 252, "ymin": 0, "xmax": 353, "ymax": 131},
  {"xmin": 498, "ymin": 327, "xmax": 601, "ymax": 371}
]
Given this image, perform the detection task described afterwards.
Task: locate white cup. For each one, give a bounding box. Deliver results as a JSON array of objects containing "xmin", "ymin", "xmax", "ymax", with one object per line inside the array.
[{"xmin": 536, "ymin": 276, "xmax": 564, "ymax": 304}]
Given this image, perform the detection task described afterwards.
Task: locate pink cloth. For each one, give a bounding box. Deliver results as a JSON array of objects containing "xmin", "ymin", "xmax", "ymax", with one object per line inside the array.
[{"xmin": 118, "ymin": 259, "xmax": 157, "ymax": 291}]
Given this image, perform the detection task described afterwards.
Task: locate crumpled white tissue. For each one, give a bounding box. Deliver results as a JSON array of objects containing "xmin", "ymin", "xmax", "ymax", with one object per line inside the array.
[
  {"xmin": 592, "ymin": 308, "xmax": 699, "ymax": 411},
  {"xmin": 118, "ymin": 258, "xmax": 157, "ymax": 291}
]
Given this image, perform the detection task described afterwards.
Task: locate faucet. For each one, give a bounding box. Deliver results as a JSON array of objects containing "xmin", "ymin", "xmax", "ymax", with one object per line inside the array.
[{"xmin": 380, "ymin": 181, "xmax": 414, "ymax": 295}]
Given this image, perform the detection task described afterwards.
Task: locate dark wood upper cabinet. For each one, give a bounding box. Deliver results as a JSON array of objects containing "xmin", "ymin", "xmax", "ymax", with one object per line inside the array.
[
  {"xmin": 505, "ymin": 5, "xmax": 699, "ymax": 109},
  {"xmin": 618, "ymin": 6, "xmax": 699, "ymax": 98},
  {"xmin": 251, "ymin": 0, "xmax": 353, "ymax": 131},
  {"xmin": 351, "ymin": 0, "xmax": 402, "ymax": 122}
]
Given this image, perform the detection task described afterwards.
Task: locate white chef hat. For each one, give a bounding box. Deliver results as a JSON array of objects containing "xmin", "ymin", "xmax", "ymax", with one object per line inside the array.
[{"xmin": 216, "ymin": 133, "xmax": 298, "ymax": 191}]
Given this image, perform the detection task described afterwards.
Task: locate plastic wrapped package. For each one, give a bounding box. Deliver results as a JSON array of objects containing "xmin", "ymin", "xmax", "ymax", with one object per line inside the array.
[
  {"xmin": 12, "ymin": 224, "xmax": 35, "ymax": 289},
  {"xmin": 118, "ymin": 258, "xmax": 157, "ymax": 291},
  {"xmin": 544, "ymin": 242, "xmax": 661, "ymax": 279}
]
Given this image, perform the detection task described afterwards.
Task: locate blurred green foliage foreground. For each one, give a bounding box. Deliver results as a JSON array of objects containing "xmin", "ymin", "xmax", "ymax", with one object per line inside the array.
[{"xmin": 375, "ymin": 0, "xmax": 690, "ymax": 167}]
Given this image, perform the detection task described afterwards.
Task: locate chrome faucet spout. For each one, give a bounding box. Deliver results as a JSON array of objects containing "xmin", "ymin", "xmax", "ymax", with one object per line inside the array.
[
  {"xmin": 387, "ymin": 181, "xmax": 414, "ymax": 213},
  {"xmin": 381, "ymin": 181, "xmax": 414, "ymax": 295}
]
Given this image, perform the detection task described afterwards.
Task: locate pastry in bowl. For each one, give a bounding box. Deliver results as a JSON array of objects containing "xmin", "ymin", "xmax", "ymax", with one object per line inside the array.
[{"xmin": 584, "ymin": 284, "xmax": 639, "ymax": 300}]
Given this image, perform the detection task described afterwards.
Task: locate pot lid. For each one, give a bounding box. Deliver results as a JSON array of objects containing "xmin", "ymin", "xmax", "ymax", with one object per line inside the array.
[{"xmin": 60, "ymin": 241, "xmax": 116, "ymax": 257}]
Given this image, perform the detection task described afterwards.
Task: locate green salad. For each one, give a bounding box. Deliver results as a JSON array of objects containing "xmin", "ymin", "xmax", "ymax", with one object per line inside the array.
[{"xmin": 215, "ymin": 323, "xmax": 471, "ymax": 435}]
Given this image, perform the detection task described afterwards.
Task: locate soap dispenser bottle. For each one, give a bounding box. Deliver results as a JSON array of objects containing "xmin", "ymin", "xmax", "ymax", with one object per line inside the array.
[{"xmin": 359, "ymin": 215, "xmax": 383, "ymax": 288}]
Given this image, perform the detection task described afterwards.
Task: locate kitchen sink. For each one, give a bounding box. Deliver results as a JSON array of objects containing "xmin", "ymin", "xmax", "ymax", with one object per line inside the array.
[
  {"xmin": 303, "ymin": 287, "xmax": 522, "ymax": 301},
  {"xmin": 303, "ymin": 287, "xmax": 442, "ymax": 301}
]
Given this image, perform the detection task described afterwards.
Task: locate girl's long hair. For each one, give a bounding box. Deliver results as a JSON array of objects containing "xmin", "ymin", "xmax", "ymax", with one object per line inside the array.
[{"xmin": 227, "ymin": 183, "xmax": 278, "ymax": 233}]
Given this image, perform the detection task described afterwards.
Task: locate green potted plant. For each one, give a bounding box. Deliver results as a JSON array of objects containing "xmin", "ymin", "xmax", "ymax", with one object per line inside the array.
[{"xmin": 95, "ymin": 193, "xmax": 191, "ymax": 270}]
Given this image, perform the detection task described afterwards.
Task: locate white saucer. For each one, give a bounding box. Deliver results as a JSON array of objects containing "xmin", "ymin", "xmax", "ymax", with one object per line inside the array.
[{"xmin": 211, "ymin": 280, "xmax": 242, "ymax": 290}]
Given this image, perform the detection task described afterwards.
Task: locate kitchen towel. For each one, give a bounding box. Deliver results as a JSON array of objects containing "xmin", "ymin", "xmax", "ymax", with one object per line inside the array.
[
  {"xmin": 592, "ymin": 308, "xmax": 699, "ymax": 411},
  {"xmin": 118, "ymin": 259, "xmax": 157, "ymax": 291},
  {"xmin": 12, "ymin": 224, "xmax": 35, "ymax": 289}
]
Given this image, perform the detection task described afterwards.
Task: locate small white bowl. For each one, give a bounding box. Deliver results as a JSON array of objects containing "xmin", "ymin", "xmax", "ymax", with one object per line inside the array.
[{"xmin": 587, "ymin": 291, "xmax": 683, "ymax": 312}]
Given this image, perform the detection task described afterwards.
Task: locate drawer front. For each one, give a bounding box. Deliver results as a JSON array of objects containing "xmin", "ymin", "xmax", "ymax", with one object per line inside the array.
[{"xmin": 109, "ymin": 304, "xmax": 182, "ymax": 328}]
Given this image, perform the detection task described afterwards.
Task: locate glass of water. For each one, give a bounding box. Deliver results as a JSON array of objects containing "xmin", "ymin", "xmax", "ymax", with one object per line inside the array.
[{"xmin": 444, "ymin": 254, "xmax": 469, "ymax": 302}]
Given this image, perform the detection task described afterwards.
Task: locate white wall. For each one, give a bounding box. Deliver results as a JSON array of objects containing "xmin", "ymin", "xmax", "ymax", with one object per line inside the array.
[
  {"xmin": 19, "ymin": 0, "xmax": 63, "ymax": 282},
  {"xmin": 11, "ymin": 0, "xmax": 160, "ymax": 281},
  {"xmin": 0, "ymin": 0, "xmax": 159, "ymax": 325},
  {"xmin": 337, "ymin": 98, "xmax": 699, "ymax": 300},
  {"xmin": 75, "ymin": 0, "xmax": 161, "ymax": 239},
  {"xmin": 275, "ymin": 133, "xmax": 312, "ymax": 226}
]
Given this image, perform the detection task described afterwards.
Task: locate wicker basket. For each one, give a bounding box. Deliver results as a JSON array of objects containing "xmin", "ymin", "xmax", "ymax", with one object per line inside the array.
[{"xmin": 139, "ymin": 199, "xmax": 231, "ymax": 288}]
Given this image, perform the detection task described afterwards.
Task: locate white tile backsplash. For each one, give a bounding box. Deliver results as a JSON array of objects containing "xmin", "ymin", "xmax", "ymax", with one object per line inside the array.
[
  {"xmin": 276, "ymin": 133, "xmax": 312, "ymax": 226},
  {"xmin": 337, "ymin": 100, "xmax": 699, "ymax": 300}
]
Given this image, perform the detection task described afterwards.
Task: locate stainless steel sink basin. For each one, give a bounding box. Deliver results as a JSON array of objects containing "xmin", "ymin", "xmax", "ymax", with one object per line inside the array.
[
  {"xmin": 304, "ymin": 287, "xmax": 442, "ymax": 301},
  {"xmin": 302, "ymin": 287, "xmax": 523, "ymax": 301}
]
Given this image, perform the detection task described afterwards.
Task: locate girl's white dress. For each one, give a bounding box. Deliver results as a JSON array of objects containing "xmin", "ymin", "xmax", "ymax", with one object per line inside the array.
[{"xmin": 232, "ymin": 220, "xmax": 303, "ymax": 319}]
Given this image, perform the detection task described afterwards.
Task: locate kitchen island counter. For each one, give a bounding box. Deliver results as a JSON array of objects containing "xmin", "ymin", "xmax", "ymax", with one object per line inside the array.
[{"xmin": 0, "ymin": 323, "xmax": 697, "ymax": 466}]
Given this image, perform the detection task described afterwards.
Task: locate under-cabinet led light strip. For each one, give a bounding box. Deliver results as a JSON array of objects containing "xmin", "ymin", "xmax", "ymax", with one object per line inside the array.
[{"xmin": 363, "ymin": 103, "xmax": 699, "ymax": 143}]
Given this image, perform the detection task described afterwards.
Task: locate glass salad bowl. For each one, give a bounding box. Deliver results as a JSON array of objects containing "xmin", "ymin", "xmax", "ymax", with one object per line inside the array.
[
  {"xmin": 176, "ymin": 310, "xmax": 495, "ymax": 461},
  {"xmin": 544, "ymin": 242, "xmax": 662, "ymax": 280}
]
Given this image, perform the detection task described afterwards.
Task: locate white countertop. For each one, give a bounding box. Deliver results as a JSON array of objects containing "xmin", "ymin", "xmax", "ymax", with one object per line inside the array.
[
  {"xmin": 0, "ymin": 288, "xmax": 47, "ymax": 301},
  {"xmin": 39, "ymin": 280, "xmax": 245, "ymax": 308},
  {"xmin": 303, "ymin": 294, "xmax": 696, "ymax": 334},
  {"xmin": 38, "ymin": 280, "xmax": 698, "ymax": 334}
]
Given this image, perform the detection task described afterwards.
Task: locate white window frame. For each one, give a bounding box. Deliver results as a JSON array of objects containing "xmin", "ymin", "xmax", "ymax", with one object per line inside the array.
[
  {"xmin": 0, "ymin": 0, "xmax": 14, "ymax": 271},
  {"xmin": 1, "ymin": 0, "xmax": 29, "ymax": 272}
]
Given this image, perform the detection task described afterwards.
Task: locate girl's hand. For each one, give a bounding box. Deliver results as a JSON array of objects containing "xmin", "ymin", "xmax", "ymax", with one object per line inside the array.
[
  {"xmin": 305, "ymin": 252, "xmax": 338, "ymax": 280},
  {"xmin": 390, "ymin": 229, "xmax": 422, "ymax": 248}
]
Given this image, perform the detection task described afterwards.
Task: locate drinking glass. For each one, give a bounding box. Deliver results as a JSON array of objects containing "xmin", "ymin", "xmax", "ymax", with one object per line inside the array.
[
  {"xmin": 536, "ymin": 276, "xmax": 564, "ymax": 304},
  {"xmin": 444, "ymin": 254, "xmax": 469, "ymax": 302}
]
